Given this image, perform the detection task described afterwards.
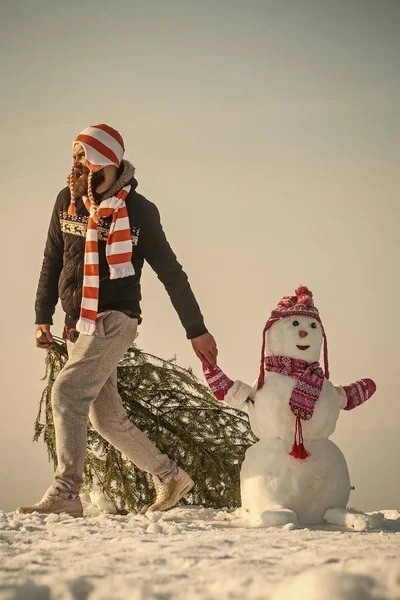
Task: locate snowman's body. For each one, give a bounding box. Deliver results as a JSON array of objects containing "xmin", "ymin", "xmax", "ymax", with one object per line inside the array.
[{"xmin": 241, "ymin": 374, "xmax": 351, "ymax": 525}]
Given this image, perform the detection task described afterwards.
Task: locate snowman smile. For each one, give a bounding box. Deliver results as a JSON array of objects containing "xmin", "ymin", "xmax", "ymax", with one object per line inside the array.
[{"xmin": 296, "ymin": 345, "xmax": 310, "ymax": 350}]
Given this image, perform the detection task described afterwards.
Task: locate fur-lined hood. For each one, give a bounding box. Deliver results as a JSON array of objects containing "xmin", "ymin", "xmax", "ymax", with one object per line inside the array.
[{"xmin": 99, "ymin": 160, "xmax": 136, "ymax": 201}]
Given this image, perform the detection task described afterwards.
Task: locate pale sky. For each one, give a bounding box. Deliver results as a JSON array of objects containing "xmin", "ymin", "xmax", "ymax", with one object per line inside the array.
[{"xmin": 1, "ymin": 0, "xmax": 399, "ymax": 512}]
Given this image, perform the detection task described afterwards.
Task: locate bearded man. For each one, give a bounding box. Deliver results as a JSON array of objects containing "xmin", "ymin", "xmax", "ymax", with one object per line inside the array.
[{"xmin": 18, "ymin": 124, "xmax": 218, "ymax": 517}]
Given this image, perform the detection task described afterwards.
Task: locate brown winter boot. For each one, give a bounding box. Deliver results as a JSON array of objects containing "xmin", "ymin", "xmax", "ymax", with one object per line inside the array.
[
  {"xmin": 16, "ymin": 490, "xmax": 83, "ymax": 518},
  {"xmin": 144, "ymin": 468, "xmax": 194, "ymax": 513}
]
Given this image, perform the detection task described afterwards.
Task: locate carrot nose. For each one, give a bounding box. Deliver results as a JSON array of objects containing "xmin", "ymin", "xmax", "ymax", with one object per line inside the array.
[{"xmin": 299, "ymin": 330, "xmax": 308, "ymax": 338}]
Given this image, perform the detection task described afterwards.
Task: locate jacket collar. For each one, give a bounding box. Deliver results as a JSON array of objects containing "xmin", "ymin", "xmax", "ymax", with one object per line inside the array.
[{"xmin": 98, "ymin": 160, "xmax": 137, "ymax": 201}]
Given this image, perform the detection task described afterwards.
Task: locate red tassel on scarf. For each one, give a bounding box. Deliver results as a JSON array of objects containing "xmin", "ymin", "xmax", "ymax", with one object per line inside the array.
[{"xmin": 289, "ymin": 416, "xmax": 310, "ymax": 460}]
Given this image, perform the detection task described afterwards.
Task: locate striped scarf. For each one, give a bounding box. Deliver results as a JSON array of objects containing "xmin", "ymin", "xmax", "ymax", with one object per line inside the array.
[
  {"xmin": 265, "ymin": 356, "xmax": 325, "ymax": 459},
  {"xmin": 76, "ymin": 184, "xmax": 134, "ymax": 335}
]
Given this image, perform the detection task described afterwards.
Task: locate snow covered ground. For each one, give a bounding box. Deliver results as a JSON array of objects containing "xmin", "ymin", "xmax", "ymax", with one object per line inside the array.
[{"xmin": 0, "ymin": 506, "xmax": 399, "ymax": 600}]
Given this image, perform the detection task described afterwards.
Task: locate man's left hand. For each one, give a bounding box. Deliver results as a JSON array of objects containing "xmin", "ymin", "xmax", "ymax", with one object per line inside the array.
[{"xmin": 191, "ymin": 333, "xmax": 218, "ymax": 367}]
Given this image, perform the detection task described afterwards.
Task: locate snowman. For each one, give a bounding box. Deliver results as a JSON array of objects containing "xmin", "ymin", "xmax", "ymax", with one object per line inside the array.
[{"xmin": 203, "ymin": 286, "xmax": 378, "ymax": 530}]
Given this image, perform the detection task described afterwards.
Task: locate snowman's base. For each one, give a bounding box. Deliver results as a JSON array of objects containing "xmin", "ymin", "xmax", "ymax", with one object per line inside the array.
[
  {"xmin": 324, "ymin": 507, "xmax": 385, "ymax": 531},
  {"xmin": 257, "ymin": 507, "xmax": 297, "ymax": 528},
  {"xmin": 241, "ymin": 437, "xmax": 351, "ymax": 526},
  {"xmin": 241, "ymin": 505, "xmax": 384, "ymax": 531}
]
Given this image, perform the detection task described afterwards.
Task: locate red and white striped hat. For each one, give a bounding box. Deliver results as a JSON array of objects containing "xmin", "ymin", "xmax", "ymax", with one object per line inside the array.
[
  {"xmin": 74, "ymin": 124, "xmax": 125, "ymax": 172},
  {"xmin": 68, "ymin": 124, "xmax": 125, "ymax": 216}
]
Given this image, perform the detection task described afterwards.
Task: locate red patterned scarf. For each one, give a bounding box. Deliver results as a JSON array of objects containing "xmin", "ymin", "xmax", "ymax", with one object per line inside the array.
[{"xmin": 265, "ymin": 356, "xmax": 325, "ymax": 459}]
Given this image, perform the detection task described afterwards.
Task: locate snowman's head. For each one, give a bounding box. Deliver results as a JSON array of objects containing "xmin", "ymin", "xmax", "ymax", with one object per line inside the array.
[
  {"xmin": 266, "ymin": 315, "xmax": 323, "ymax": 364},
  {"xmin": 256, "ymin": 286, "xmax": 330, "ymax": 391}
]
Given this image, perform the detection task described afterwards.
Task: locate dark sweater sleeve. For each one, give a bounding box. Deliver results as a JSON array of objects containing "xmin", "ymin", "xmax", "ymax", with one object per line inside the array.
[
  {"xmin": 141, "ymin": 202, "xmax": 208, "ymax": 339},
  {"xmin": 35, "ymin": 193, "xmax": 64, "ymax": 324}
]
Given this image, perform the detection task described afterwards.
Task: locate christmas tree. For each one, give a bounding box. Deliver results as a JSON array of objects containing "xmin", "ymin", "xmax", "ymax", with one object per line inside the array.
[{"xmin": 34, "ymin": 340, "xmax": 257, "ymax": 512}]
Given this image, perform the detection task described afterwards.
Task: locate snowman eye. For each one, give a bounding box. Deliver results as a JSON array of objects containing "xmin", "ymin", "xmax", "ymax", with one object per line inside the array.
[
  {"xmin": 311, "ymin": 323, "xmax": 317, "ymax": 329},
  {"xmin": 293, "ymin": 320, "xmax": 299, "ymax": 327}
]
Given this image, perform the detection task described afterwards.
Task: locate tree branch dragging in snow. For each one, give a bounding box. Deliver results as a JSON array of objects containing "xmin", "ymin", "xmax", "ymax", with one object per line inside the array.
[{"xmin": 34, "ymin": 341, "xmax": 257, "ymax": 512}]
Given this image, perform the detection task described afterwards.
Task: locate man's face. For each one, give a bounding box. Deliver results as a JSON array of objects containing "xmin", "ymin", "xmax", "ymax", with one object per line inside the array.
[
  {"xmin": 71, "ymin": 143, "xmax": 105, "ymax": 198},
  {"xmin": 71, "ymin": 143, "xmax": 89, "ymax": 197}
]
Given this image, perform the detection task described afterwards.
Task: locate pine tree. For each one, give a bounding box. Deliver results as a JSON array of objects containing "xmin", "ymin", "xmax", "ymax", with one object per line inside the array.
[{"xmin": 34, "ymin": 340, "xmax": 257, "ymax": 512}]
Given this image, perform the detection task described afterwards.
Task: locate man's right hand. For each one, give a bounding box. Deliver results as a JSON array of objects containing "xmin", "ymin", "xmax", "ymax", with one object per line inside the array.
[{"xmin": 35, "ymin": 325, "xmax": 54, "ymax": 349}]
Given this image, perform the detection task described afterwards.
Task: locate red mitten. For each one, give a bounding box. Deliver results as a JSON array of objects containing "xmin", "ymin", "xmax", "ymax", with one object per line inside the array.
[
  {"xmin": 202, "ymin": 359, "xmax": 234, "ymax": 401},
  {"xmin": 343, "ymin": 378, "xmax": 376, "ymax": 411}
]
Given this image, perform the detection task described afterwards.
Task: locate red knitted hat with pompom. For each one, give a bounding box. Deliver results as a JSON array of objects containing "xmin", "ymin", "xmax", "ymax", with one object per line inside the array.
[{"xmin": 257, "ymin": 286, "xmax": 329, "ymax": 391}]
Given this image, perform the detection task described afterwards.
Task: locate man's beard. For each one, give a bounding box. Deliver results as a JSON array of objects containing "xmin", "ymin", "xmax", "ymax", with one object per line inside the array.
[{"xmin": 68, "ymin": 166, "xmax": 106, "ymax": 200}]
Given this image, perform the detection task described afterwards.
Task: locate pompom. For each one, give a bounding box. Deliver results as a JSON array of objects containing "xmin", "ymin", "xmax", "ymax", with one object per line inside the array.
[
  {"xmin": 295, "ymin": 285, "xmax": 313, "ymax": 298},
  {"xmin": 277, "ymin": 296, "xmax": 297, "ymax": 309}
]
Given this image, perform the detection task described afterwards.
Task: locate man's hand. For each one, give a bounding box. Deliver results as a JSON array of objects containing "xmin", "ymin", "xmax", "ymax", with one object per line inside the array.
[
  {"xmin": 191, "ymin": 332, "xmax": 218, "ymax": 368},
  {"xmin": 35, "ymin": 324, "xmax": 54, "ymax": 350}
]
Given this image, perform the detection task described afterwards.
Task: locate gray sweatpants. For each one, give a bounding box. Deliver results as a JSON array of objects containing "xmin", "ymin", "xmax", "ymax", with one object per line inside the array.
[{"xmin": 50, "ymin": 310, "xmax": 178, "ymax": 496}]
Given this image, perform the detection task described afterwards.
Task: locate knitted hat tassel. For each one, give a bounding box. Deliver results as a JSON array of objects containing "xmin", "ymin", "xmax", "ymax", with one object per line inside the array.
[
  {"xmin": 68, "ymin": 165, "xmax": 77, "ymax": 216},
  {"xmin": 289, "ymin": 416, "xmax": 310, "ymax": 460}
]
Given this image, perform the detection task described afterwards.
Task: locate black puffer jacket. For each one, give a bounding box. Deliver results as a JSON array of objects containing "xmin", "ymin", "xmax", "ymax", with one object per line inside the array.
[{"xmin": 35, "ymin": 161, "xmax": 207, "ymax": 339}]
